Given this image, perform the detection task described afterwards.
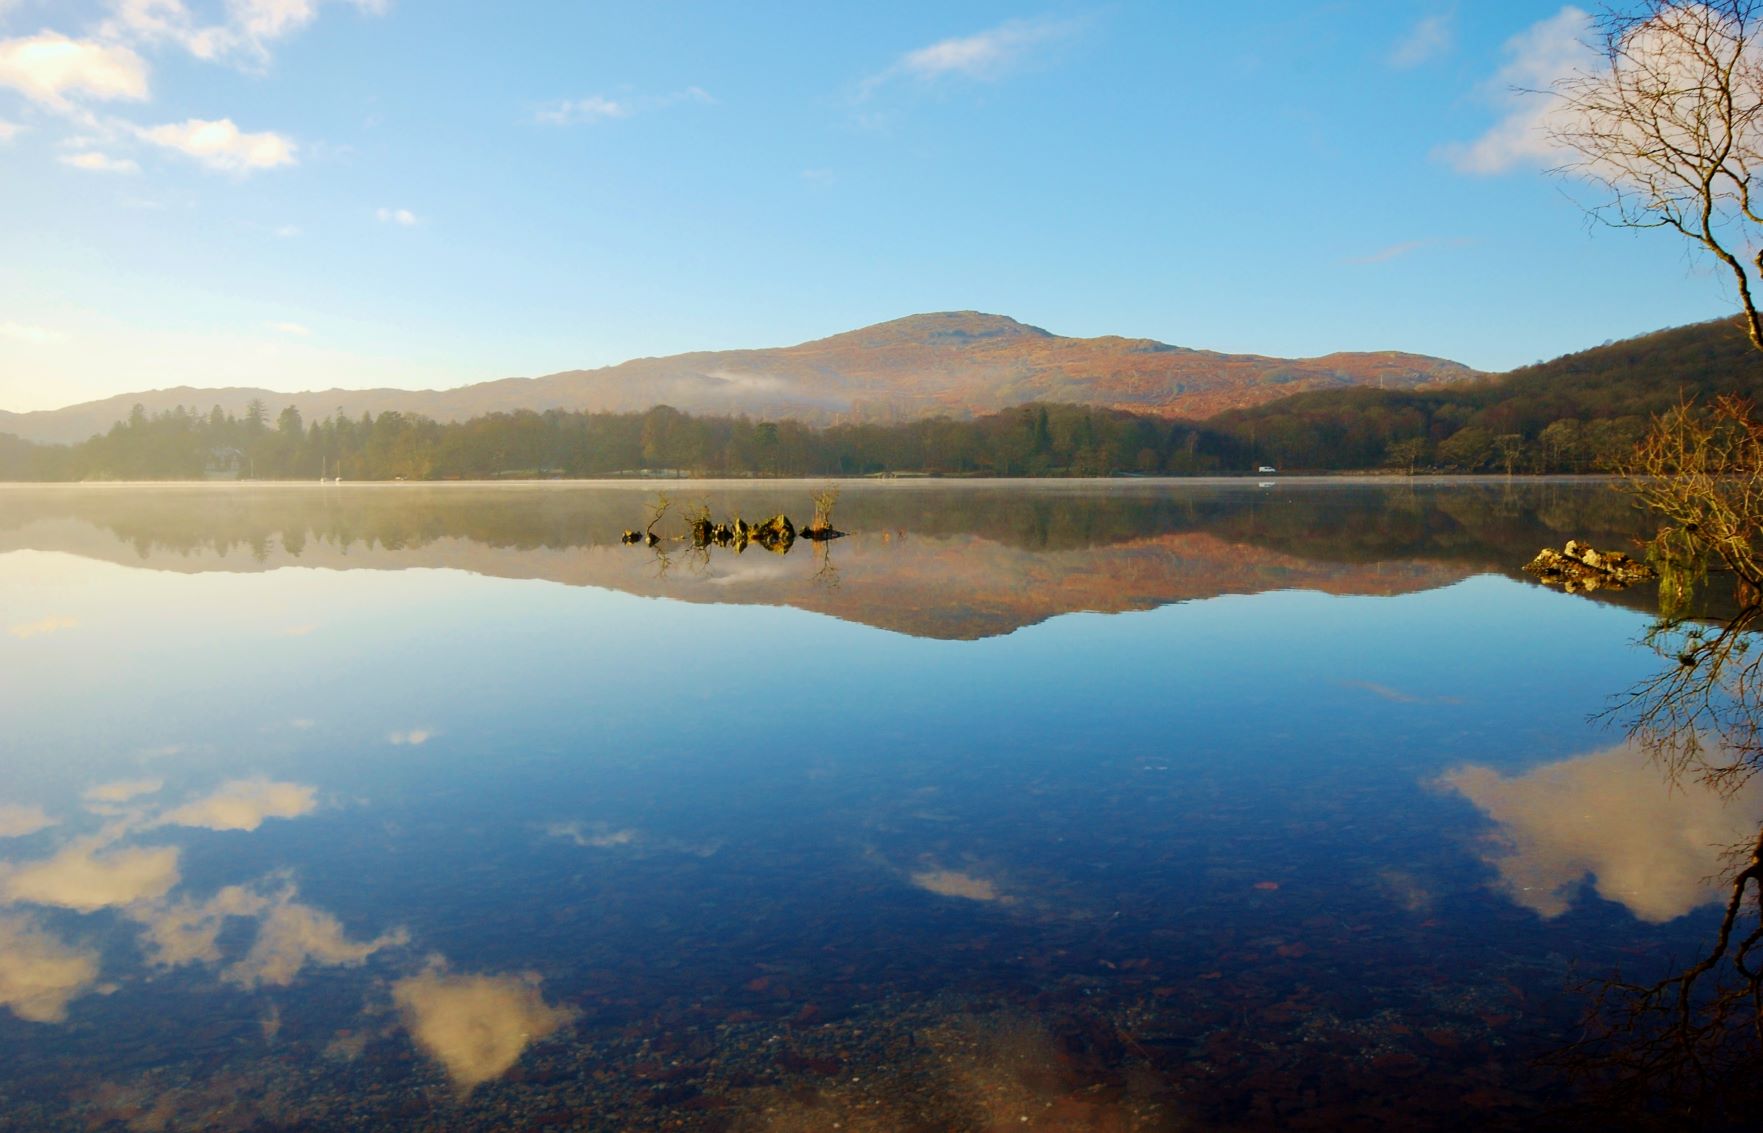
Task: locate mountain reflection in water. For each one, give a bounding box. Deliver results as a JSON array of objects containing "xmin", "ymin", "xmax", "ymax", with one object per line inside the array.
[
  {"xmin": 0, "ymin": 478, "xmax": 1666, "ymax": 637},
  {"xmin": 0, "ymin": 479, "xmax": 1753, "ymax": 1130}
]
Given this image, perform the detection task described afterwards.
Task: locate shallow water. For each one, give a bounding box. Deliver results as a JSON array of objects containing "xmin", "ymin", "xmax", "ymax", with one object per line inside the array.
[{"xmin": 0, "ymin": 479, "xmax": 1755, "ymax": 1130}]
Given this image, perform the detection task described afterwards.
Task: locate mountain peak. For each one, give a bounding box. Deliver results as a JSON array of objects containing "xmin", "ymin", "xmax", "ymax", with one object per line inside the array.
[{"xmin": 803, "ymin": 311, "xmax": 1055, "ymax": 351}]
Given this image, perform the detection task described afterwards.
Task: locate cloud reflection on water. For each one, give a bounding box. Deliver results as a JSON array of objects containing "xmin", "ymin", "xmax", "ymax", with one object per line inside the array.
[
  {"xmin": 0, "ymin": 914, "xmax": 100, "ymax": 1023},
  {"xmin": 0, "ymin": 803, "xmax": 57, "ymax": 838},
  {"xmin": 1442, "ymin": 742, "xmax": 1763, "ymax": 922},
  {"xmin": 391, "ymin": 962, "xmax": 575, "ymax": 1093},
  {"xmin": 83, "ymin": 778, "xmax": 164, "ymax": 807},
  {"xmin": 225, "ymin": 894, "xmax": 409, "ymax": 989},
  {"xmin": 0, "ymin": 838, "xmax": 181, "ymax": 912},
  {"xmin": 157, "ymin": 778, "xmax": 317, "ymax": 831},
  {"xmin": 0, "ymin": 776, "xmax": 410, "ymax": 1027}
]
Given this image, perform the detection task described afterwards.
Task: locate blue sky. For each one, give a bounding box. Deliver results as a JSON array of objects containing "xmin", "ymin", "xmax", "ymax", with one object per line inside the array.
[{"xmin": 0, "ymin": 1, "xmax": 1743, "ymax": 412}]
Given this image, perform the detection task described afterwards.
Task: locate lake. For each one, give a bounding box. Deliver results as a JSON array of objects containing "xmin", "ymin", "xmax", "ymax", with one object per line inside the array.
[{"xmin": 1, "ymin": 478, "xmax": 1757, "ymax": 1130}]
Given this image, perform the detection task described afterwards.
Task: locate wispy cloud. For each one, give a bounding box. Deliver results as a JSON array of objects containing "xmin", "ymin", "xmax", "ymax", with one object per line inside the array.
[
  {"xmin": 58, "ymin": 149, "xmax": 139, "ymax": 173},
  {"xmin": 266, "ymin": 322, "xmax": 311, "ymax": 337},
  {"xmin": 386, "ymin": 727, "xmax": 434, "ymax": 745},
  {"xmin": 0, "ymin": 32, "xmax": 150, "ymax": 110},
  {"xmin": 1390, "ymin": 11, "xmax": 1454, "ymax": 69},
  {"xmin": 1437, "ymin": 6, "xmax": 1597, "ymax": 174},
  {"xmin": 376, "ymin": 206, "xmax": 419, "ymax": 226},
  {"xmin": 100, "ymin": 0, "xmax": 391, "ymax": 71},
  {"xmin": 862, "ymin": 16, "xmax": 1082, "ymax": 95},
  {"xmin": 535, "ymin": 86, "xmax": 714, "ymax": 126},
  {"xmin": 0, "ymin": 119, "xmax": 21, "ymax": 141},
  {"xmin": 138, "ymin": 117, "xmax": 297, "ymax": 172}
]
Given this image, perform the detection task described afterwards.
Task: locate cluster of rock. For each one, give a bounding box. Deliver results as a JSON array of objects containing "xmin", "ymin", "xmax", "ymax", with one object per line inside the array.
[
  {"xmin": 1523, "ymin": 540, "xmax": 1656, "ymax": 593},
  {"xmin": 621, "ymin": 513, "xmax": 844, "ymax": 555}
]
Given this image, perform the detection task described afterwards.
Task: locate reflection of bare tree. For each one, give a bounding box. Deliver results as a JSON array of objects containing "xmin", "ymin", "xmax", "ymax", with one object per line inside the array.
[
  {"xmin": 1620, "ymin": 394, "xmax": 1763, "ymax": 796},
  {"xmin": 810, "ymin": 538, "xmax": 840, "ymax": 590},
  {"xmin": 1557, "ymin": 824, "xmax": 1763, "ymax": 1123},
  {"xmin": 1564, "ymin": 530, "xmax": 1763, "ymax": 1121}
]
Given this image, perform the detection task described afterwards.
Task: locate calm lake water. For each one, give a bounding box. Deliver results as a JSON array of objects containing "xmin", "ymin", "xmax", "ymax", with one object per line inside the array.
[{"xmin": 1, "ymin": 479, "xmax": 1758, "ymax": 1130}]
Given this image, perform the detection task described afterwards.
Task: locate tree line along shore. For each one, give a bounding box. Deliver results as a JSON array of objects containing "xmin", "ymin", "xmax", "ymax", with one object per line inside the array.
[{"xmin": 5, "ymin": 316, "xmax": 1762, "ymax": 482}]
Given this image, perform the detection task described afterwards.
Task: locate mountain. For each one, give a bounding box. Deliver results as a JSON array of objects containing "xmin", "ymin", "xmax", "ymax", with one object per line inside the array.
[{"xmin": 0, "ymin": 311, "xmax": 1473, "ymax": 445}]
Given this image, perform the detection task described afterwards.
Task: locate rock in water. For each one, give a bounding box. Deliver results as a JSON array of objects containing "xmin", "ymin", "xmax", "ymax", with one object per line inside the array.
[{"xmin": 1523, "ymin": 541, "xmax": 1656, "ymax": 593}]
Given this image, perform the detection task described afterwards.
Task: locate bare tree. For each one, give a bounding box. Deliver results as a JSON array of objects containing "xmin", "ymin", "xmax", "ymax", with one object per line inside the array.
[
  {"xmin": 1550, "ymin": 0, "xmax": 1763, "ymax": 349},
  {"xmin": 1544, "ymin": 6, "xmax": 1763, "ymax": 1115}
]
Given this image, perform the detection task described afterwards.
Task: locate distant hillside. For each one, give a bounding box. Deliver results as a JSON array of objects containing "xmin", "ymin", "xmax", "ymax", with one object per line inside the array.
[
  {"xmin": 1207, "ymin": 316, "xmax": 1763, "ymax": 471},
  {"xmin": 0, "ymin": 311, "xmax": 1471, "ymax": 444}
]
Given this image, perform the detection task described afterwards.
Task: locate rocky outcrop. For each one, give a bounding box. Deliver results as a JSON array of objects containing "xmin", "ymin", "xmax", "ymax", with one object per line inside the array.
[{"xmin": 1523, "ymin": 540, "xmax": 1656, "ymax": 593}]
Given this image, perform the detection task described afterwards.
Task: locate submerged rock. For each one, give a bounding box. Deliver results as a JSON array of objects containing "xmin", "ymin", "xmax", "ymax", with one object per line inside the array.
[{"xmin": 1523, "ymin": 540, "xmax": 1656, "ymax": 593}]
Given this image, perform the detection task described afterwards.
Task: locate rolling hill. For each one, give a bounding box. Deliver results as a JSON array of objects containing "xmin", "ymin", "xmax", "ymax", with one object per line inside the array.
[{"xmin": 0, "ymin": 311, "xmax": 1473, "ymax": 445}]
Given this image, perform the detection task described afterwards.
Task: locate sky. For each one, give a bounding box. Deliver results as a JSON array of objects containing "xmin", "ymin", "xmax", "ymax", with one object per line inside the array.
[{"xmin": 0, "ymin": 1, "xmax": 1747, "ymax": 412}]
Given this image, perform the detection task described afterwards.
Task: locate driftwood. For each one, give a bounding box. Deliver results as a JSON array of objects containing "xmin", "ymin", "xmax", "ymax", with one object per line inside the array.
[{"xmin": 1524, "ymin": 540, "xmax": 1656, "ymax": 593}]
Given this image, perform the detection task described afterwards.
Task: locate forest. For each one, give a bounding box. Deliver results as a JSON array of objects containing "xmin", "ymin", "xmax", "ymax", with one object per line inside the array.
[{"xmin": 4, "ymin": 317, "xmax": 1762, "ymax": 481}]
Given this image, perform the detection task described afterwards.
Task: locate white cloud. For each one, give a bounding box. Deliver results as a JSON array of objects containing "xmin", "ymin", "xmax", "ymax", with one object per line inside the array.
[
  {"xmin": 157, "ymin": 778, "xmax": 316, "ymax": 831},
  {"xmin": 0, "ymin": 119, "xmax": 20, "ymax": 141},
  {"xmin": 0, "ymin": 840, "xmax": 180, "ymax": 912},
  {"xmin": 138, "ymin": 117, "xmax": 296, "ymax": 172},
  {"xmin": 375, "ymin": 206, "xmax": 418, "ymax": 226},
  {"xmin": 1391, "ymin": 11, "xmax": 1454, "ymax": 69},
  {"xmin": 267, "ymin": 321, "xmax": 310, "ymax": 337},
  {"xmin": 535, "ymin": 86, "xmax": 713, "ymax": 127},
  {"xmin": 100, "ymin": 0, "xmax": 389, "ymax": 68},
  {"xmin": 1439, "ymin": 6, "xmax": 1598, "ymax": 174},
  {"xmin": 58, "ymin": 149, "xmax": 139, "ymax": 173},
  {"xmin": 233, "ymin": 0, "xmax": 321, "ymax": 45},
  {"xmin": 0, "ymin": 805, "xmax": 57, "ymax": 839},
  {"xmin": 0, "ymin": 325, "xmax": 68, "ymax": 348},
  {"xmin": 864, "ymin": 16, "xmax": 1080, "ymax": 94},
  {"xmin": 392, "ymin": 963, "xmax": 574, "ymax": 1093},
  {"xmin": 0, "ymin": 914, "xmax": 100, "ymax": 1024},
  {"xmin": 0, "ymin": 32, "xmax": 150, "ymax": 110}
]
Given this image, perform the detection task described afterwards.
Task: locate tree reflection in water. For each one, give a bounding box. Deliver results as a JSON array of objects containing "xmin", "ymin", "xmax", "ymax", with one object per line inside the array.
[{"xmin": 1559, "ymin": 464, "xmax": 1763, "ymax": 1123}]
